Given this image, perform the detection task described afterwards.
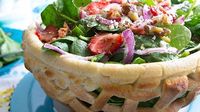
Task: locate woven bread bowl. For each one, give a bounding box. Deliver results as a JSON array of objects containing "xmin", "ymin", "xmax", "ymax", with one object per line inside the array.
[{"xmin": 23, "ymin": 27, "xmax": 200, "ymax": 112}]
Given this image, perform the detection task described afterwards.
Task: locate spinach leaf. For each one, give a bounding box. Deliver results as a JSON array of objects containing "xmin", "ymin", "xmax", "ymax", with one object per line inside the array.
[
  {"xmin": 142, "ymin": 53, "xmax": 178, "ymax": 62},
  {"xmin": 175, "ymin": 0, "xmax": 196, "ymax": 18},
  {"xmin": 70, "ymin": 39, "xmax": 89, "ymax": 56},
  {"xmin": 135, "ymin": 35, "xmax": 160, "ymax": 49},
  {"xmin": 91, "ymin": 54, "xmax": 104, "ymax": 62},
  {"xmin": 41, "ymin": 4, "xmax": 64, "ymax": 27},
  {"xmin": 55, "ymin": 0, "xmax": 79, "ymax": 20},
  {"xmin": 193, "ymin": 5, "xmax": 200, "ymax": 14},
  {"xmin": 138, "ymin": 97, "xmax": 159, "ymax": 107},
  {"xmin": 132, "ymin": 57, "xmax": 146, "ymax": 64},
  {"xmin": 185, "ymin": 5, "xmax": 200, "ymax": 38},
  {"xmin": 73, "ymin": 0, "xmax": 92, "ymax": 7},
  {"xmin": 109, "ymin": 49, "xmax": 124, "ymax": 62},
  {"xmin": 81, "ymin": 15, "xmax": 119, "ymax": 32},
  {"xmin": 165, "ymin": 24, "xmax": 191, "ymax": 50},
  {"xmin": 80, "ymin": 16, "xmax": 99, "ymax": 28},
  {"xmin": 52, "ymin": 36, "xmax": 78, "ymax": 44},
  {"xmin": 79, "ymin": 35, "xmax": 90, "ymax": 41},
  {"xmin": 92, "ymin": 88, "xmax": 102, "ymax": 95},
  {"xmin": 51, "ymin": 41, "xmax": 69, "ymax": 52},
  {"xmin": 96, "ymin": 24, "xmax": 119, "ymax": 32},
  {"xmin": 41, "ymin": 0, "xmax": 93, "ymax": 28},
  {"xmin": 72, "ymin": 25, "xmax": 86, "ymax": 36},
  {"xmin": 107, "ymin": 96, "xmax": 125, "ymax": 107}
]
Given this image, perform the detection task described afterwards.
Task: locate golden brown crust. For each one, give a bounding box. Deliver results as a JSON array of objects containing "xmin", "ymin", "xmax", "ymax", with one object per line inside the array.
[{"xmin": 23, "ymin": 27, "xmax": 200, "ymax": 112}]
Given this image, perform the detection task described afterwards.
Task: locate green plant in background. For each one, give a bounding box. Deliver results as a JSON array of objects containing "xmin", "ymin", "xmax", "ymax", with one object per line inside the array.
[{"xmin": 0, "ymin": 28, "xmax": 22, "ymax": 68}]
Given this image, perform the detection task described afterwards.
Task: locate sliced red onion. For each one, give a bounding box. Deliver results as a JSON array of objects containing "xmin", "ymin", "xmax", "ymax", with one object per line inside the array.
[
  {"xmin": 174, "ymin": 16, "xmax": 185, "ymax": 25},
  {"xmin": 44, "ymin": 43, "xmax": 67, "ymax": 55},
  {"xmin": 96, "ymin": 16, "xmax": 115, "ymax": 25},
  {"xmin": 43, "ymin": 43, "xmax": 93, "ymax": 60},
  {"xmin": 135, "ymin": 47, "xmax": 178, "ymax": 55},
  {"xmin": 122, "ymin": 29, "xmax": 135, "ymax": 64},
  {"xmin": 143, "ymin": 5, "xmax": 152, "ymax": 20},
  {"xmin": 80, "ymin": 10, "xmax": 88, "ymax": 19}
]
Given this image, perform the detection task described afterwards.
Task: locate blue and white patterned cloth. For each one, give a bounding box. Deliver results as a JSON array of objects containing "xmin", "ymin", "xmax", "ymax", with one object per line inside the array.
[{"xmin": 0, "ymin": 0, "xmax": 54, "ymax": 111}]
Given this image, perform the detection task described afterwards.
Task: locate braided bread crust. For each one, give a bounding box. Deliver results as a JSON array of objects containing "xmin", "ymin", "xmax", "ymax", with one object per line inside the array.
[{"xmin": 23, "ymin": 27, "xmax": 200, "ymax": 112}]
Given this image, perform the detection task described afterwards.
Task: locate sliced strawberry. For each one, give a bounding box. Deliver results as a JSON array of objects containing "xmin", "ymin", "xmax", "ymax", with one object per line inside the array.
[
  {"xmin": 150, "ymin": 7, "xmax": 158, "ymax": 16},
  {"xmin": 109, "ymin": 0, "xmax": 123, "ymax": 4},
  {"xmin": 88, "ymin": 33, "xmax": 123, "ymax": 55},
  {"xmin": 35, "ymin": 25, "xmax": 58, "ymax": 43},
  {"xmin": 85, "ymin": 1, "xmax": 109, "ymax": 15}
]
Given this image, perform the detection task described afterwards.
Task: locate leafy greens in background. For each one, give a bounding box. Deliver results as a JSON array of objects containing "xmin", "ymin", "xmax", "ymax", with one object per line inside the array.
[
  {"xmin": 0, "ymin": 28, "xmax": 22, "ymax": 68},
  {"xmin": 185, "ymin": 5, "xmax": 200, "ymax": 42},
  {"xmin": 175, "ymin": 0, "xmax": 196, "ymax": 18}
]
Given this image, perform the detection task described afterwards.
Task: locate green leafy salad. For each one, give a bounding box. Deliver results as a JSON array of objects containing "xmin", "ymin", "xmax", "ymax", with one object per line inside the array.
[
  {"xmin": 0, "ymin": 28, "xmax": 22, "ymax": 68},
  {"xmin": 37, "ymin": 0, "xmax": 200, "ymax": 64}
]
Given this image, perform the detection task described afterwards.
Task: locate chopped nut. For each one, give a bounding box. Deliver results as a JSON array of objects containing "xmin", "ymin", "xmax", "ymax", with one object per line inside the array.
[
  {"xmin": 58, "ymin": 22, "xmax": 69, "ymax": 38},
  {"xmin": 122, "ymin": 3, "xmax": 131, "ymax": 15},
  {"xmin": 162, "ymin": 14, "xmax": 172, "ymax": 25},
  {"xmin": 107, "ymin": 9, "xmax": 122, "ymax": 20},
  {"xmin": 161, "ymin": 36, "xmax": 171, "ymax": 43},
  {"xmin": 128, "ymin": 11, "xmax": 139, "ymax": 21},
  {"xmin": 151, "ymin": 26, "xmax": 164, "ymax": 35}
]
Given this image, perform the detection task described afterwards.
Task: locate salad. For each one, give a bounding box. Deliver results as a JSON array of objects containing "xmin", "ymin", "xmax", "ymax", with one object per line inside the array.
[
  {"xmin": 37, "ymin": 0, "xmax": 200, "ymax": 64},
  {"xmin": 0, "ymin": 28, "xmax": 22, "ymax": 68}
]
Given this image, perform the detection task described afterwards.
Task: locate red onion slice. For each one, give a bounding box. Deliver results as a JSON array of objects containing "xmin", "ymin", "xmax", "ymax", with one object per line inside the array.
[
  {"xmin": 174, "ymin": 16, "xmax": 185, "ymax": 25},
  {"xmin": 143, "ymin": 5, "xmax": 152, "ymax": 20},
  {"xmin": 135, "ymin": 47, "xmax": 178, "ymax": 55},
  {"xmin": 122, "ymin": 29, "xmax": 135, "ymax": 64},
  {"xmin": 80, "ymin": 10, "xmax": 88, "ymax": 19}
]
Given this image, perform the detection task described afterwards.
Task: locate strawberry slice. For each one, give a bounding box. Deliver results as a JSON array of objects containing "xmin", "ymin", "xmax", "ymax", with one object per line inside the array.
[
  {"xmin": 85, "ymin": 1, "xmax": 109, "ymax": 15},
  {"xmin": 35, "ymin": 25, "xmax": 58, "ymax": 43},
  {"xmin": 88, "ymin": 33, "xmax": 123, "ymax": 55}
]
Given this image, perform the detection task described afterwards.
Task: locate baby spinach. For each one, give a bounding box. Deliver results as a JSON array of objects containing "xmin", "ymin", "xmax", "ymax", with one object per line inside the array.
[
  {"xmin": 52, "ymin": 36, "xmax": 78, "ymax": 44},
  {"xmin": 138, "ymin": 97, "xmax": 159, "ymax": 107},
  {"xmin": 142, "ymin": 53, "xmax": 178, "ymax": 62},
  {"xmin": 51, "ymin": 41, "xmax": 69, "ymax": 52},
  {"xmin": 55, "ymin": 0, "xmax": 79, "ymax": 20},
  {"xmin": 185, "ymin": 5, "xmax": 200, "ymax": 38},
  {"xmin": 72, "ymin": 25, "xmax": 86, "ymax": 36},
  {"xmin": 70, "ymin": 39, "xmax": 89, "ymax": 56},
  {"xmin": 41, "ymin": 0, "xmax": 93, "ymax": 28},
  {"xmin": 165, "ymin": 24, "xmax": 191, "ymax": 50},
  {"xmin": 73, "ymin": 0, "xmax": 91, "ymax": 7},
  {"xmin": 41, "ymin": 4, "xmax": 64, "ymax": 28},
  {"xmin": 91, "ymin": 54, "xmax": 104, "ymax": 62},
  {"xmin": 79, "ymin": 35, "xmax": 90, "ymax": 42},
  {"xmin": 132, "ymin": 57, "xmax": 146, "ymax": 64},
  {"xmin": 107, "ymin": 96, "xmax": 125, "ymax": 107},
  {"xmin": 135, "ymin": 35, "xmax": 160, "ymax": 49}
]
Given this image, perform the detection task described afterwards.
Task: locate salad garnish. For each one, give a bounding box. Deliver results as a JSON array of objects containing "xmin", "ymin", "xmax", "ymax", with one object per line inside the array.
[{"xmin": 38, "ymin": 0, "xmax": 200, "ymax": 64}]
